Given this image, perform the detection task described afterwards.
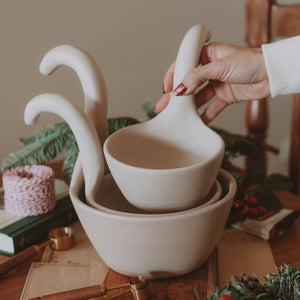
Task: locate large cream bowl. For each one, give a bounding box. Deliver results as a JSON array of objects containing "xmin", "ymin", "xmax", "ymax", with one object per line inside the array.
[{"xmin": 70, "ymin": 168, "xmax": 236, "ymax": 279}]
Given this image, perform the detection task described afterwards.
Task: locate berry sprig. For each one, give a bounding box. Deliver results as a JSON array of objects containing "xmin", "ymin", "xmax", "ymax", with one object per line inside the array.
[
  {"xmin": 234, "ymin": 195, "xmax": 267, "ymax": 222},
  {"xmin": 226, "ymin": 161, "xmax": 292, "ymax": 227}
]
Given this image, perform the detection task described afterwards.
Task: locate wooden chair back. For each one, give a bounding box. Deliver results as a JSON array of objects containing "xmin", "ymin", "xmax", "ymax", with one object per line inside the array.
[{"xmin": 245, "ymin": 0, "xmax": 300, "ymax": 193}]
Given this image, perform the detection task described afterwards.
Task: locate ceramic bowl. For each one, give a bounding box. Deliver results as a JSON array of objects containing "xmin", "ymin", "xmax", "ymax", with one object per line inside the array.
[
  {"xmin": 70, "ymin": 168, "xmax": 236, "ymax": 279},
  {"xmin": 103, "ymin": 119, "xmax": 224, "ymax": 212},
  {"xmin": 86, "ymin": 173, "xmax": 222, "ymax": 214}
]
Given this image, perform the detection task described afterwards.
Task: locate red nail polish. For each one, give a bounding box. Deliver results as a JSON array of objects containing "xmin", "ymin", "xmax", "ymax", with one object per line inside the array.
[{"xmin": 173, "ymin": 83, "xmax": 187, "ymax": 96}]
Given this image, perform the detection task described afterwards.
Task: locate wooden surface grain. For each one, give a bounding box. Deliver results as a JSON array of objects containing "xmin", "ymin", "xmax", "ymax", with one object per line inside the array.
[{"xmin": 1, "ymin": 190, "xmax": 300, "ymax": 299}]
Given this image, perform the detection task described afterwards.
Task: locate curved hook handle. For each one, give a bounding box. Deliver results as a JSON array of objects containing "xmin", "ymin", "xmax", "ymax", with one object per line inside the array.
[
  {"xmin": 24, "ymin": 93, "xmax": 104, "ymax": 202},
  {"xmin": 39, "ymin": 45, "xmax": 108, "ymax": 147},
  {"xmin": 173, "ymin": 24, "xmax": 210, "ymax": 87}
]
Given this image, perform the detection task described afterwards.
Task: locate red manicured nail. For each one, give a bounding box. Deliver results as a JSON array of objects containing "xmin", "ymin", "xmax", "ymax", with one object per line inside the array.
[{"xmin": 173, "ymin": 83, "xmax": 187, "ymax": 96}]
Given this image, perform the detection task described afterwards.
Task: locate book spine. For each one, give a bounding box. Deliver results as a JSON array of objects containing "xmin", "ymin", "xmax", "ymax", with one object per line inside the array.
[{"xmin": 4, "ymin": 206, "xmax": 77, "ymax": 255}]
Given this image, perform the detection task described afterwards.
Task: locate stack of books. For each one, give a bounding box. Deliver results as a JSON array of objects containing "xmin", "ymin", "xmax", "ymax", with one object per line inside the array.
[{"xmin": 0, "ymin": 179, "xmax": 77, "ymax": 256}]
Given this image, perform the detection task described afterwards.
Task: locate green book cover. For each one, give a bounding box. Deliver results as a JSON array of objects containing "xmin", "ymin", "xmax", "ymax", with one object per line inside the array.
[{"xmin": 0, "ymin": 180, "xmax": 77, "ymax": 256}]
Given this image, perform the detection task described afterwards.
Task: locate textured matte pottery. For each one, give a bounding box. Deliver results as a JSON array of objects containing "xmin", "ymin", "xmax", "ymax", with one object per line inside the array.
[
  {"xmin": 23, "ymin": 24, "xmax": 232, "ymax": 279},
  {"xmin": 104, "ymin": 25, "xmax": 225, "ymax": 212},
  {"xmin": 24, "ymin": 94, "xmax": 235, "ymax": 279},
  {"xmin": 69, "ymin": 168, "xmax": 236, "ymax": 279}
]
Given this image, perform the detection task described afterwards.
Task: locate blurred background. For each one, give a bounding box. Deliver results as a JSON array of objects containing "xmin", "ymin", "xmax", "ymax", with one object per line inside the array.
[{"xmin": 0, "ymin": 0, "xmax": 296, "ymax": 174}]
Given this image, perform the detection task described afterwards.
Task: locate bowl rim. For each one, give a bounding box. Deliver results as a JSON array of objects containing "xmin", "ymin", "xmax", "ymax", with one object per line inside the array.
[
  {"xmin": 103, "ymin": 124, "xmax": 225, "ymax": 174},
  {"xmin": 87, "ymin": 177, "xmax": 222, "ymax": 214},
  {"xmin": 70, "ymin": 168, "xmax": 236, "ymax": 221}
]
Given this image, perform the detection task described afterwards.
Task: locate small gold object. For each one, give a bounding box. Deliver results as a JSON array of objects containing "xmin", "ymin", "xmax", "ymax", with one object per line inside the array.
[
  {"xmin": 0, "ymin": 227, "xmax": 75, "ymax": 277},
  {"xmin": 48, "ymin": 227, "xmax": 75, "ymax": 250},
  {"xmin": 129, "ymin": 275, "xmax": 151, "ymax": 300}
]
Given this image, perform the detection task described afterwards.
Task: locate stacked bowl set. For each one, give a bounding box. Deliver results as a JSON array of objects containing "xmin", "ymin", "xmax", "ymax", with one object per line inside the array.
[{"xmin": 24, "ymin": 25, "xmax": 237, "ymax": 279}]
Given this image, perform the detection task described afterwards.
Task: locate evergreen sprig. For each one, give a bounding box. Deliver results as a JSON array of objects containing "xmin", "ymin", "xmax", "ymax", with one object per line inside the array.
[
  {"xmin": 205, "ymin": 265, "xmax": 300, "ymax": 300},
  {"xmin": 1, "ymin": 117, "xmax": 139, "ymax": 183},
  {"xmin": 2, "ymin": 122, "xmax": 71, "ymax": 173},
  {"xmin": 264, "ymin": 264, "xmax": 300, "ymax": 299}
]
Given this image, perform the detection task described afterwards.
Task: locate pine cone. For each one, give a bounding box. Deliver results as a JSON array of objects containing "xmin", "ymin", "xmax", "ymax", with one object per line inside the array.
[{"xmin": 230, "ymin": 273, "xmax": 265, "ymax": 295}]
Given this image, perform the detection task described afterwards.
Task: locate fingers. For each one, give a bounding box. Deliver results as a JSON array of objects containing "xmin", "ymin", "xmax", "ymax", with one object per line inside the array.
[
  {"xmin": 200, "ymin": 97, "xmax": 229, "ymax": 124},
  {"xmin": 154, "ymin": 93, "xmax": 171, "ymax": 113},
  {"xmin": 169, "ymin": 43, "xmax": 248, "ymax": 96},
  {"xmin": 174, "ymin": 61, "xmax": 221, "ymax": 96},
  {"xmin": 195, "ymin": 83, "xmax": 216, "ymax": 108},
  {"xmin": 200, "ymin": 42, "xmax": 246, "ymax": 64},
  {"xmin": 163, "ymin": 61, "xmax": 176, "ymax": 93}
]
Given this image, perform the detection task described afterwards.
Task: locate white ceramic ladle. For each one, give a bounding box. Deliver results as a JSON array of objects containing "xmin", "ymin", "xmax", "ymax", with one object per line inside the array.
[{"xmin": 103, "ymin": 25, "xmax": 225, "ymax": 212}]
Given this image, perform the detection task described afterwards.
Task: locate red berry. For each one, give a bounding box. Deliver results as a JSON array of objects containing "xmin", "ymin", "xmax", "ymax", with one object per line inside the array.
[
  {"xmin": 237, "ymin": 210, "xmax": 247, "ymax": 221},
  {"xmin": 257, "ymin": 206, "xmax": 267, "ymax": 217},
  {"xmin": 246, "ymin": 196, "xmax": 258, "ymax": 207},
  {"xmin": 218, "ymin": 295, "xmax": 233, "ymax": 300},
  {"xmin": 247, "ymin": 207, "xmax": 258, "ymax": 219},
  {"xmin": 234, "ymin": 200, "xmax": 245, "ymax": 211}
]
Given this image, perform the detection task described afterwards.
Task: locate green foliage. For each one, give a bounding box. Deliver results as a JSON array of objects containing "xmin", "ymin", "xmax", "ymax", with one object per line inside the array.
[
  {"xmin": 255, "ymin": 190, "xmax": 284, "ymax": 212},
  {"xmin": 264, "ymin": 264, "xmax": 300, "ymax": 299},
  {"xmin": 263, "ymin": 174, "xmax": 293, "ymax": 191},
  {"xmin": 246, "ymin": 161, "xmax": 267, "ymax": 185},
  {"xmin": 1, "ymin": 117, "xmax": 139, "ymax": 184},
  {"xmin": 206, "ymin": 265, "xmax": 300, "ymax": 300},
  {"xmin": 205, "ymin": 283, "xmax": 265, "ymax": 300},
  {"xmin": 2, "ymin": 122, "xmax": 71, "ymax": 173},
  {"xmin": 142, "ymin": 99, "xmax": 157, "ymax": 120},
  {"xmin": 107, "ymin": 117, "xmax": 140, "ymax": 135},
  {"xmin": 211, "ymin": 126, "xmax": 257, "ymax": 159}
]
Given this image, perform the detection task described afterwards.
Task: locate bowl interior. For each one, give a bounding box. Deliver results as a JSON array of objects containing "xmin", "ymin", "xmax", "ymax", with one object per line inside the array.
[{"xmin": 87, "ymin": 174, "xmax": 222, "ymax": 214}]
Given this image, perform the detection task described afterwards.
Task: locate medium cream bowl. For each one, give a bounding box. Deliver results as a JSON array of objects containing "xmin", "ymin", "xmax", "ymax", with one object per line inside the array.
[
  {"xmin": 70, "ymin": 168, "xmax": 236, "ymax": 279},
  {"xmin": 86, "ymin": 173, "xmax": 222, "ymax": 214}
]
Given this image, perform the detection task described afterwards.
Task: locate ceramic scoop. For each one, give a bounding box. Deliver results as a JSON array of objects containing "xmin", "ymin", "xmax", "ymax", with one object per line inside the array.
[{"xmin": 103, "ymin": 25, "xmax": 225, "ymax": 212}]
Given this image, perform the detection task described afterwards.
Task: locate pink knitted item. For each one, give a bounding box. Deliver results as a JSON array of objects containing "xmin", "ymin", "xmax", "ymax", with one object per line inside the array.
[{"xmin": 3, "ymin": 165, "xmax": 56, "ymax": 216}]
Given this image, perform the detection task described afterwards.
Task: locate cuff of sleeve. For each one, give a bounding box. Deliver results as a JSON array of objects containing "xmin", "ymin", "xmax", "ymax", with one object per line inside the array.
[{"xmin": 262, "ymin": 36, "xmax": 300, "ymax": 97}]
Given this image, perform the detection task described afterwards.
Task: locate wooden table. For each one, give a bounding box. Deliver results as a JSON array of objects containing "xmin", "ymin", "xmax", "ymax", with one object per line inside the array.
[{"xmin": 0, "ymin": 190, "xmax": 299, "ymax": 299}]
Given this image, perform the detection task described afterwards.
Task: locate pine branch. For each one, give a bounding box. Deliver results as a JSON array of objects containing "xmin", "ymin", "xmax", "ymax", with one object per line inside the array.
[
  {"xmin": 63, "ymin": 133, "xmax": 79, "ymax": 184},
  {"xmin": 1, "ymin": 118, "xmax": 140, "ymax": 181},
  {"xmin": 107, "ymin": 117, "xmax": 140, "ymax": 135},
  {"xmin": 205, "ymin": 265, "xmax": 300, "ymax": 300},
  {"xmin": 1, "ymin": 124, "xmax": 70, "ymax": 173},
  {"xmin": 19, "ymin": 122, "xmax": 70, "ymax": 146},
  {"xmin": 264, "ymin": 264, "xmax": 300, "ymax": 299}
]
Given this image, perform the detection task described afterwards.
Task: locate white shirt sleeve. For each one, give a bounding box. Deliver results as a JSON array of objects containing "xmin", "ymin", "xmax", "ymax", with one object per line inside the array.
[{"xmin": 262, "ymin": 35, "xmax": 300, "ymax": 97}]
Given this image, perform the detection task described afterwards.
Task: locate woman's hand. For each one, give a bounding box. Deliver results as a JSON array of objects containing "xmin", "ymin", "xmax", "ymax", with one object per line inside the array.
[{"xmin": 155, "ymin": 42, "xmax": 271, "ymax": 124}]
